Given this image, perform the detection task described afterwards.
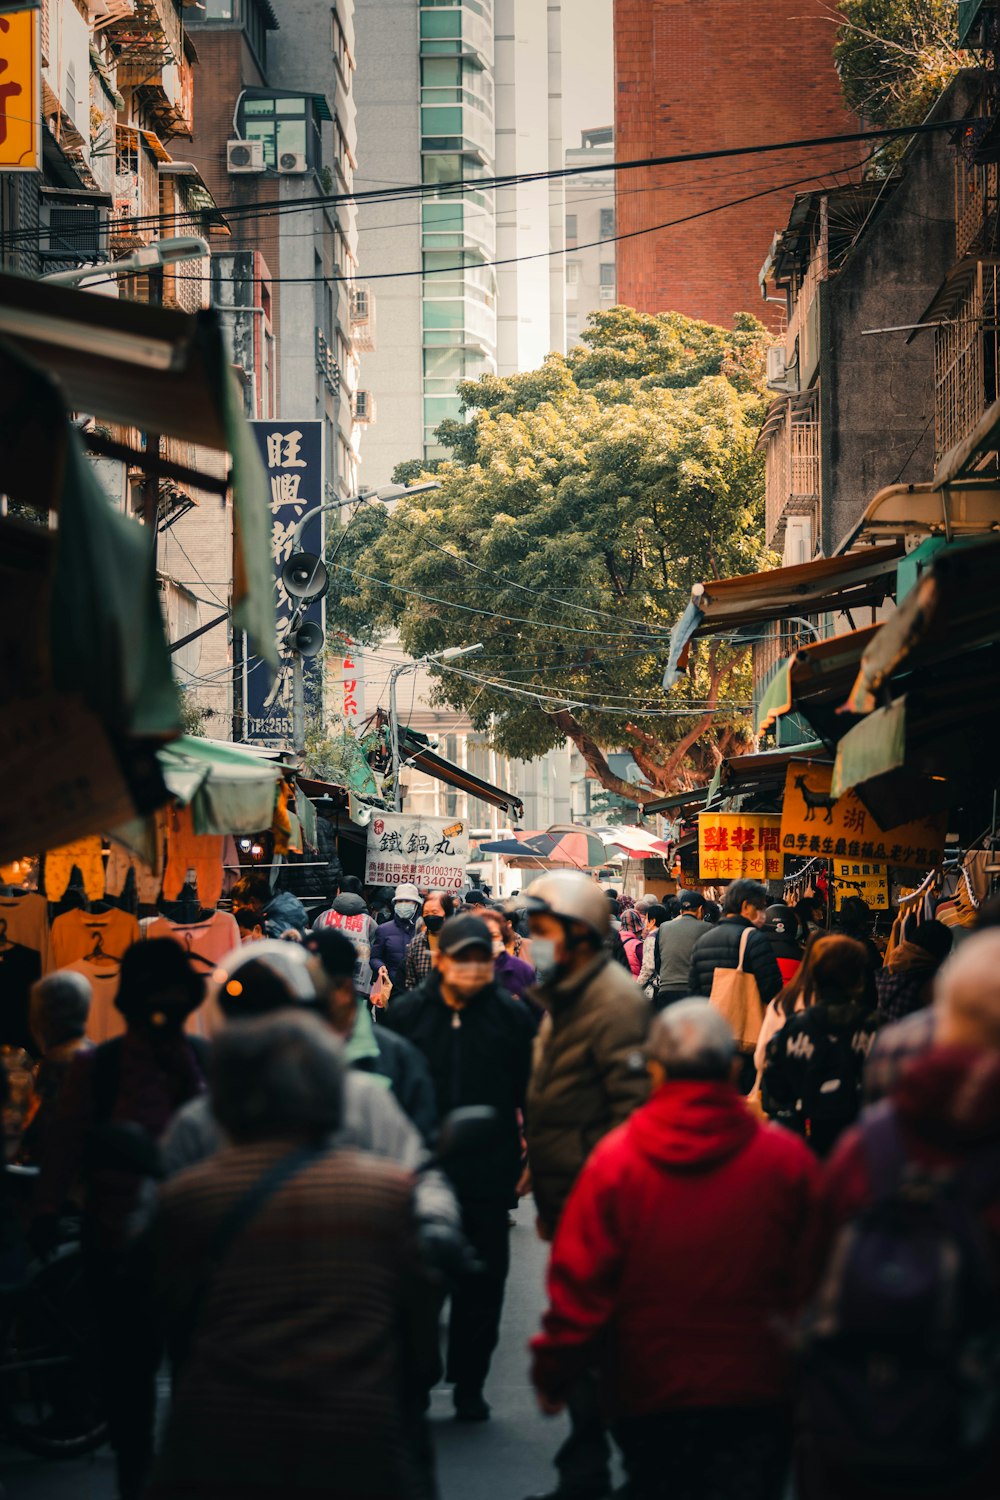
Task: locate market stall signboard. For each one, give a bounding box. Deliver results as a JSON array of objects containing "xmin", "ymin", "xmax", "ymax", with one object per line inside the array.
[
  {"xmin": 780, "ymin": 761, "xmax": 946, "ymax": 867},
  {"xmin": 834, "ymin": 860, "xmax": 889, "ymax": 910},
  {"xmin": 365, "ymin": 812, "xmax": 469, "ymax": 892},
  {"xmin": 697, "ymin": 813, "xmax": 782, "ymax": 882}
]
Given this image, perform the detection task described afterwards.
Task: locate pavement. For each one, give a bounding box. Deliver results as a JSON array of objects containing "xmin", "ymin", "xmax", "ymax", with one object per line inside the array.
[{"xmin": 0, "ymin": 1200, "xmax": 584, "ymax": 1500}]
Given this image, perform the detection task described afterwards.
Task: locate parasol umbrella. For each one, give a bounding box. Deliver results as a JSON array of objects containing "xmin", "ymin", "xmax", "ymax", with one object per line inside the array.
[{"xmin": 523, "ymin": 827, "xmax": 611, "ymax": 870}]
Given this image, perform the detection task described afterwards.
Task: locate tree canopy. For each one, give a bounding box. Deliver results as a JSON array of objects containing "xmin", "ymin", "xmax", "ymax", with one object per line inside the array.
[
  {"xmin": 835, "ymin": 0, "xmax": 967, "ymax": 137},
  {"xmin": 328, "ymin": 307, "xmax": 774, "ymax": 803}
]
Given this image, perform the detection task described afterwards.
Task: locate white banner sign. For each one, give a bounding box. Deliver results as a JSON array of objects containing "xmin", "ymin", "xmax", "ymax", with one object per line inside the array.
[{"xmin": 365, "ymin": 812, "xmax": 469, "ymax": 891}]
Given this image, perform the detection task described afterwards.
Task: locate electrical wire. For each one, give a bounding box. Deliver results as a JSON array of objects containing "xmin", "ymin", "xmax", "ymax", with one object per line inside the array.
[{"xmin": 0, "ymin": 116, "xmax": 968, "ymax": 252}]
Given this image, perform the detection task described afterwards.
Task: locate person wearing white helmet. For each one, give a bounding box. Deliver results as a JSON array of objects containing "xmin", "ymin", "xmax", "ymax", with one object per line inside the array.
[
  {"xmin": 368, "ymin": 882, "xmax": 422, "ymax": 997},
  {"xmin": 520, "ymin": 870, "xmax": 651, "ymax": 1500}
]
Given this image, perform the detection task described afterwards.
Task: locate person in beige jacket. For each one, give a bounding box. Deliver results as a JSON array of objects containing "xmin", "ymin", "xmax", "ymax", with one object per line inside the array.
[{"xmin": 521, "ymin": 870, "xmax": 650, "ymax": 1500}]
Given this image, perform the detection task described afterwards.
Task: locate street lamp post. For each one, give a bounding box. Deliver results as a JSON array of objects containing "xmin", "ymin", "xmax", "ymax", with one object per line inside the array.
[
  {"xmin": 388, "ymin": 644, "xmax": 484, "ymax": 812},
  {"xmin": 280, "ymin": 480, "xmax": 442, "ymax": 756},
  {"xmin": 41, "ymin": 235, "xmax": 211, "ymax": 288}
]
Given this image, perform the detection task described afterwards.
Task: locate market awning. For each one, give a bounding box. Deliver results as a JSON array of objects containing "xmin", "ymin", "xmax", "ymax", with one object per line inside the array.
[
  {"xmin": 398, "ymin": 728, "xmax": 524, "ymax": 817},
  {"xmin": 836, "ymin": 479, "xmax": 1000, "ymax": 553},
  {"xmin": 603, "ymin": 826, "xmax": 674, "ymax": 858},
  {"xmin": 663, "ymin": 544, "xmax": 904, "ymax": 688},
  {"xmin": 157, "ymin": 735, "xmax": 287, "ymax": 835},
  {"xmin": 755, "ymin": 626, "xmax": 880, "ymax": 744},
  {"xmin": 844, "ymin": 538, "xmax": 1000, "ymax": 714},
  {"xmin": 643, "ymin": 785, "xmax": 713, "ymax": 816},
  {"xmin": 0, "ymin": 272, "xmax": 275, "ymax": 666}
]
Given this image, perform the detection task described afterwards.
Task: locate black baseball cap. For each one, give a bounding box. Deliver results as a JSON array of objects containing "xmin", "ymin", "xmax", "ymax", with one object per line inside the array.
[
  {"xmin": 438, "ymin": 913, "xmax": 493, "ymax": 957},
  {"xmin": 677, "ymin": 890, "xmax": 704, "ymax": 911}
]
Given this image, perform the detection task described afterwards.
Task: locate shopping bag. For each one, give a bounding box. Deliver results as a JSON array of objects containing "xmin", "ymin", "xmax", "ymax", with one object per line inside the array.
[{"xmin": 709, "ymin": 926, "xmax": 764, "ymax": 1051}]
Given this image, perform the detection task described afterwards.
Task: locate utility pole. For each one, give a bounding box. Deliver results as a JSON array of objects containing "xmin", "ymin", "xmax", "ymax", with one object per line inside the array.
[{"xmin": 388, "ymin": 644, "xmax": 485, "ymax": 812}]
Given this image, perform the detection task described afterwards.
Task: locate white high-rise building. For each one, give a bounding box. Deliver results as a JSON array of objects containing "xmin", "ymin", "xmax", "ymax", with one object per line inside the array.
[{"xmin": 353, "ymin": 0, "xmax": 566, "ymax": 485}]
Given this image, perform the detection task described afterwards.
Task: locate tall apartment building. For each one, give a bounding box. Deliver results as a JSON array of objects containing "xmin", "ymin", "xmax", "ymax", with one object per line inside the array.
[
  {"xmin": 353, "ymin": 0, "xmax": 566, "ymax": 483},
  {"xmin": 614, "ymin": 0, "xmax": 860, "ymax": 329},
  {"xmin": 564, "ymin": 126, "xmax": 615, "ymax": 345}
]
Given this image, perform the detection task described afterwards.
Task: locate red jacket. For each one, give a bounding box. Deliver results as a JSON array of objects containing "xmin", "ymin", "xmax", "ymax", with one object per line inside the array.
[
  {"xmin": 801, "ymin": 1046, "xmax": 1000, "ymax": 1500},
  {"xmin": 531, "ymin": 1078, "xmax": 819, "ymax": 1417}
]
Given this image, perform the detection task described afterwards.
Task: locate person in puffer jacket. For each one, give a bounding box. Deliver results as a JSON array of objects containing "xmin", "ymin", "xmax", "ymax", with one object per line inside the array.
[
  {"xmin": 688, "ymin": 880, "xmax": 783, "ymax": 1008},
  {"xmin": 532, "ymin": 1000, "xmax": 817, "ymax": 1500},
  {"xmin": 313, "ymin": 889, "xmax": 379, "ymax": 994},
  {"xmin": 761, "ymin": 903, "xmax": 804, "ymax": 986}
]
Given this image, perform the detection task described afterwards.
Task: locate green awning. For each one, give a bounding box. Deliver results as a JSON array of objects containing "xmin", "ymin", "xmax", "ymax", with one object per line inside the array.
[
  {"xmin": 157, "ymin": 736, "xmax": 285, "ymax": 834},
  {"xmin": 643, "ymin": 785, "xmax": 712, "ymax": 816},
  {"xmin": 832, "ymin": 698, "xmax": 907, "ymax": 797},
  {"xmin": 754, "ymin": 626, "xmax": 880, "ymax": 746}
]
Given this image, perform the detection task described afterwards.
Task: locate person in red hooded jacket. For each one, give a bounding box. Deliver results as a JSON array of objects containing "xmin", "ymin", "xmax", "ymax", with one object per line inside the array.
[
  {"xmin": 531, "ymin": 999, "xmax": 818, "ymax": 1500},
  {"xmin": 800, "ymin": 929, "xmax": 1000, "ymax": 1500}
]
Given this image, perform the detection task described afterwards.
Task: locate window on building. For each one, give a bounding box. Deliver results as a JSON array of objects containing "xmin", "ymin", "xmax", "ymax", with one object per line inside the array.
[
  {"xmin": 565, "ymin": 260, "xmax": 580, "ymax": 287},
  {"xmin": 565, "ymin": 212, "xmax": 577, "ymax": 240},
  {"xmin": 600, "ymin": 262, "xmax": 615, "ymax": 286},
  {"xmin": 600, "ymin": 207, "xmax": 614, "ymax": 238},
  {"xmin": 331, "ymin": 7, "xmax": 354, "ymax": 76},
  {"xmin": 445, "ymin": 734, "xmax": 458, "ymax": 761},
  {"xmin": 566, "ymin": 315, "xmax": 579, "ymax": 343},
  {"xmin": 239, "ymin": 93, "xmax": 321, "ymax": 170}
]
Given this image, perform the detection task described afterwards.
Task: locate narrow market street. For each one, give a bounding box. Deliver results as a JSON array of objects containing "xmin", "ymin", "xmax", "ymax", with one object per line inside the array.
[{"xmin": 1, "ymin": 1204, "xmax": 584, "ymax": 1500}]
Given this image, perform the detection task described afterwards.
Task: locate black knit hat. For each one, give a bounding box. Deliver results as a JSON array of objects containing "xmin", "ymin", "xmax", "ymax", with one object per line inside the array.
[{"xmin": 115, "ymin": 938, "xmax": 204, "ymax": 1026}]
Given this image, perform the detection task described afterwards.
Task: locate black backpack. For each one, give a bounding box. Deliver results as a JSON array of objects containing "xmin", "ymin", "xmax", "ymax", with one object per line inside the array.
[
  {"xmin": 772, "ymin": 1012, "xmax": 867, "ymax": 1155},
  {"xmin": 798, "ymin": 1101, "xmax": 1000, "ymax": 1489}
]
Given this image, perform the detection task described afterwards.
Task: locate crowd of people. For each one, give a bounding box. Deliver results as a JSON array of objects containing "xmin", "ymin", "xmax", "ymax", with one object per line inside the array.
[{"xmin": 3, "ymin": 867, "xmax": 1000, "ymax": 1500}]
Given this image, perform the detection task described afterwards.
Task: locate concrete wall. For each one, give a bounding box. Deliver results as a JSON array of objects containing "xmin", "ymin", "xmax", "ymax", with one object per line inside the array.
[
  {"xmin": 819, "ymin": 80, "xmax": 971, "ymax": 551},
  {"xmin": 614, "ymin": 0, "xmax": 859, "ymax": 328}
]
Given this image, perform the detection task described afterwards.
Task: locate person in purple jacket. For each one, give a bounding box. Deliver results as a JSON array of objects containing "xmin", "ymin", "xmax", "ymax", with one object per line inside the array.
[{"xmin": 481, "ymin": 905, "xmax": 537, "ymax": 1006}]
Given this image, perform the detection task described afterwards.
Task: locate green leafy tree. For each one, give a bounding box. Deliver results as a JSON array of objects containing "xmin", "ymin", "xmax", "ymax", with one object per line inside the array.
[
  {"xmin": 328, "ymin": 308, "xmax": 774, "ymax": 804},
  {"xmin": 835, "ymin": 0, "xmax": 968, "ymax": 134}
]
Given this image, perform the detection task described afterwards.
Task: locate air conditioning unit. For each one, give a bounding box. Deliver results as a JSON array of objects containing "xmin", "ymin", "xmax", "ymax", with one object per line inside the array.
[
  {"xmin": 766, "ymin": 344, "xmax": 798, "ymax": 393},
  {"xmin": 227, "ymin": 139, "xmax": 265, "ymax": 174},
  {"xmin": 353, "ymin": 389, "xmax": 376, "ymax": 424},
  {"xmin": 278, "ymin": 150, "xmax": 308, "ymax": 174}
]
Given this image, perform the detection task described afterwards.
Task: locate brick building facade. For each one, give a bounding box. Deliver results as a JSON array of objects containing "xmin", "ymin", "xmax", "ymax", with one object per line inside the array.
[{"xmin": 614, "ymin": 0, "xmax": 861, "ymax": 329}]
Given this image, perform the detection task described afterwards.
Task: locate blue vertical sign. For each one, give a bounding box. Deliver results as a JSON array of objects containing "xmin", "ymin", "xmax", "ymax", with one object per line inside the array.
[{"xmin": 244, "ymin": 420, "xmax": 325, "ymax": 744}]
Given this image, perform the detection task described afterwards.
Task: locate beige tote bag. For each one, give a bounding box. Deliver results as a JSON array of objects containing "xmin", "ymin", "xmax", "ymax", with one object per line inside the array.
[{"xmin": 709, "ymin": 926, "xmax": 765, "ymax": 1051}]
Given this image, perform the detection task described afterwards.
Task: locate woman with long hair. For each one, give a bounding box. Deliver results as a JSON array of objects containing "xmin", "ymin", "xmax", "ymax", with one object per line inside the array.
[{"xmin": 761, "ymin": 935, "xmax": 879, "ymax": 1156}]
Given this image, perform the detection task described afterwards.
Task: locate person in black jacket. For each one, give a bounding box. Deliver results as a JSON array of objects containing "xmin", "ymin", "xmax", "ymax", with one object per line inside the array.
[
  {"xmin": 383, "ymin": 913, "xmax": 535, "ymax": 1423},
  {"xmin": 306, "ymin": 927, "xmax": 438, "ymax": 1145},
  {"xmin": 689, "ymin": 880, "xmax": 783, "ymax": 1091},
  {"xmin": 761, "ymin": 902, "xmax": 804, "ymax": 987}
]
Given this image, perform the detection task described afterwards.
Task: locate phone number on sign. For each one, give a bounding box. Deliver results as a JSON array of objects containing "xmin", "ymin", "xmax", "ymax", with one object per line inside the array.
[{"xmin": 365, "ymin": 861, "xmax": 465, "ymax": 891}]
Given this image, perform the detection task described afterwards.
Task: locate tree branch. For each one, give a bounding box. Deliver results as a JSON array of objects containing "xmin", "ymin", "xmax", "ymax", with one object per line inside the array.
[{"xmin": 549, "ymin": 709, "xmax": 659, "ymax": 806}]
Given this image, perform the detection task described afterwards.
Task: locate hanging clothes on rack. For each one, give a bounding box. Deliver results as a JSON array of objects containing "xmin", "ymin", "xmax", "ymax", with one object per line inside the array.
[
  {"xmin": 50, "ymin": 907, "xmax": 140, "ymax": 971},
  {"xmin": 62, "ymin": 955, "xmax": 126, "ymax": 1045},
  {"xmin": 43, "ymin": 837, "xmax": 106, "ymax": 903},
  {"xmin": 144, "ymin": 910, "xmax": 240, "ymax": 1038},
  {"xmin": 105, "ymin": 839, "xmax": 162, "ymax": 905},
  {"xmin": 0, "ymin": 891, "xmax": 51, "ymax": 1051},
  {"xmin": 163, "ymin": 805, "xmax": 224, "ymax": 910}
]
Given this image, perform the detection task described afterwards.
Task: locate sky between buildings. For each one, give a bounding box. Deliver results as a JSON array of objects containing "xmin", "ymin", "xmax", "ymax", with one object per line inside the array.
[{"xmin": 562, "ymin": 0, "xmax": 612, "ymax": 147}]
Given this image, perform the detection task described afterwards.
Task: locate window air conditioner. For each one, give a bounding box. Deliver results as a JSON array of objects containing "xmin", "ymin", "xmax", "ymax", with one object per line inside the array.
[
  {"xmin": 278, "ymin": 151, "xmax": 308, "ymax": 174},
  {"xmin": 227, "ymin": 139, "xmax": 265, "ymax": 174},
  {"xmin": 766, "ymin": 344, "xmax": 797, "ymax": 392}
]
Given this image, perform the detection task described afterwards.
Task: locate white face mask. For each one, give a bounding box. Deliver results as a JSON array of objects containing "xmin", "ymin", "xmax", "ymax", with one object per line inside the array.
[
  {"xmin": 531, "ymin": 937, "xmax": 560, "ymax": 983},
  {"xmin": 395, "ymin": 902, "xmax": 418, "ymax": 922},
  {"xmin": 491, "ymin": 936, "xmax": 505, "ymax": 957}
]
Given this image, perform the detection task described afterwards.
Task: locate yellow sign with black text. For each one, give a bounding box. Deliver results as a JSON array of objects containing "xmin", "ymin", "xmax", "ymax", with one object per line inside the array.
[
  {"xmin": 780, "ymin": 762, "xmax": 946, "ymax": 869},
  {"xmin": 834, "ymin": 860, "xmax": 889, "ymax": 910},
  {"xmin": 0, "ymin": 7, "xmax": 39, "ymax": 171},
  {"xmin": 698, "ymin": 813, "xmax": 783, "ymax": 882}
]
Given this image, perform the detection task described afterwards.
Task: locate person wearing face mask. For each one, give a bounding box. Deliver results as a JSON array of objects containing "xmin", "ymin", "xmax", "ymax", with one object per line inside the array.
[
  {"xmin": 383, "ymin": 913, "xmax": 535, "ymax": 1423},
  {"xmin": 480, "ymin": 904, "xmax": 536, "ymax": 1006},
  {"xmin": 32, "ymin": 940, "xmax": 208, "ymax": 1500},
  {"xmin": 521, "ymin": 870, "xmax": 650, "ymax": 1500},
  {"xmin": 403, "ymin": 891, "xmax": 456, "ymax": 989},
  {"xmin": 369, "ymin": 882, "xmax": 422, "ymax": 998}
]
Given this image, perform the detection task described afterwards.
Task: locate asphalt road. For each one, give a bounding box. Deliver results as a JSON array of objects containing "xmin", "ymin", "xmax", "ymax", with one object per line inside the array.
[{"xmin": 0, "ymin": 1200, "xmax": 580, "ymax": 1500}]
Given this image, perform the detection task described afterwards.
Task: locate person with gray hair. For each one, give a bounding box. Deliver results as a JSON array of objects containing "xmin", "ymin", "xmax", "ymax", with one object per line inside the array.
[
  {"xmin": 148, "ymin": 1009, "xmax": 430, "ymax": 1500},
  {"xmin": 532, "ymin": 999, "xmax": 818, "ymax": 1500},
  {"xmin": 21, "ymin": 972, "xmax": 93, "ymax": 1166}
]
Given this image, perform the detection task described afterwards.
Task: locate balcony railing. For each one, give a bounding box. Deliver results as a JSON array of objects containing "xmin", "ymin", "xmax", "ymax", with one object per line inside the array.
[
  {"xmin": 764, "ymin": 410, "xmax": 820, "ymax": 548},
  {"xmin": 934, "ymin": 261, "xmax": 1000, "ymax": 464},
  {"xmin": 955, "ymin": 158, "xmax": 999, "ymax": 262},
  {"xmin": 104, "ymin": 0, "xmax": 183, "ymax": 68},
  {"xmin": 315, "ymin": 329, "xmax": 342, "ymax": 399}
]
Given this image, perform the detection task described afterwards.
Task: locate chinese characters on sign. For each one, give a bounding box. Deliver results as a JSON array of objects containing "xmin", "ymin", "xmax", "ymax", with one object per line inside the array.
[
  {"xmin": 834, "ymin": 860, "xmax": 889, "ymax": 910},
  {"xmin": 698, "ymin": 814, "xmax": 783, "ymax": 882},
  {"xmin": 245, "ymin": 421, "xmax": 323, "ymax": 743},
  {"xmin": 365, "ymin": 813, "xmax": 469, "ymax": 892},
  {"xmin": 0, "ymin": 9, "xmax": 39, "ymax": 171},
  {"xmin": 330, "ymin": 634, "xmax": 365, "ymax": 728},
  {"xmin": 779, "ymin": 761, "xmax": 947, "ymax": 867}
]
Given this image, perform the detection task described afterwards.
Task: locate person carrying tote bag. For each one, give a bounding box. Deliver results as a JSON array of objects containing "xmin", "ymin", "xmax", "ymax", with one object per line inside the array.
[{"xmin": 709, "ymin": 926, "xmax": 765, "ymax": 1052}]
